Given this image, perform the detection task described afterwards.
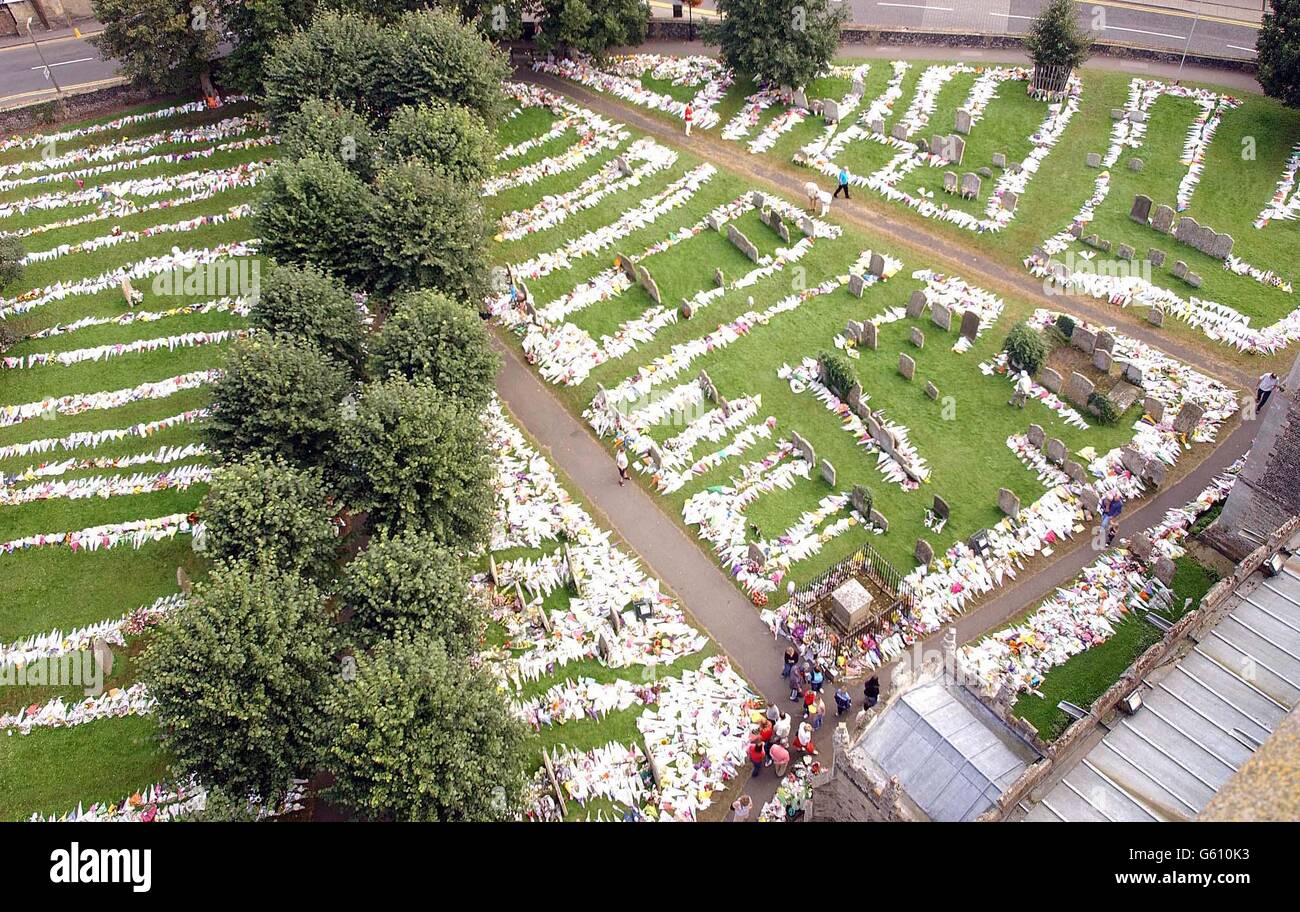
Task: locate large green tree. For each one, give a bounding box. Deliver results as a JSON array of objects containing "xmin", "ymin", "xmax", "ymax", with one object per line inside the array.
[
  {"xmin": 535, "ymin": 0, "xmax": 650, "ymax": 59},
  {"xmin": 199, "ymin": 458, "xmax": 340, "ymax": 582},
  {"xmin": 370, "ymin": 290, "xmax": 499, "ymax": 409},
  {"xmin": 1259, "ymin": 0, "xmax": 1300, "ymax": 108},
  {"xmin": 340, "ymin": 530, "xmax": 483, "ymax": 650},
  {"xmin": 382, "ymin": 102, "xmax": 496, "ymax": 185},
  {"xmin": 205, "ymin": 337, "xmax": 351, "ymax": 468},
  {"xmin": 255, "ymin": 154, "xmax": 376, "ymax": 288},
  {"xmin": 322, "ymin": 634, "xmax": 529, "ymax": 821},
  {"xmin": 278, "ymin": 98, "xmax": 382, "ymax": 182},
  {"xmin": 705, "ymin": 0, "xmax": 844, "ymax": 89},
  {"xmin": 365, "ymin": 160, "xmax": 489, "ymax": 300},
  {"xmin": 90, "ymin": 0, "xmax": 221, "ymax": 93},
  {"xmin": 215, "ymin": 0, "xmax": 317, "ymax": 93},
  {"xmin": 142, "ymin": 562, "xmax": 338, "ymax": 805},
  {"xmin": 252, "ymin": 262, "xmax": 368, "ymax": 378},
  {"xmin": 1022, "ymin": 0, "xmax": 1093, "ymax": 73},
  {"xmin": 333, "ymin": 377, "xmax": 494, "ymax": 544}
]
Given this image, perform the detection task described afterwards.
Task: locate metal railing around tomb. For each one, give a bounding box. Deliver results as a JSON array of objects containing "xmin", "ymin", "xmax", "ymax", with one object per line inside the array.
[{"xmin": 792, "ymin": 540, "xmax": 915, "ymax": 639}]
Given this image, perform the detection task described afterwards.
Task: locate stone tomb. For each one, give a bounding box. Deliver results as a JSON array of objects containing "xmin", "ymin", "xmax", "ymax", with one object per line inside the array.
[{"xmin": 828, "ymin": 578, "xmax": 875, "ymax": 632}]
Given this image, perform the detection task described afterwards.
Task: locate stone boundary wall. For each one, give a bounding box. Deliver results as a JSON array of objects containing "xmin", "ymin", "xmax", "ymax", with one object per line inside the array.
[
  {"xmin": 0, "ymin": 83, "xmax": 167, "ymax": 134},
  {"xmin": 646, "ymin": 22, "xmax": 1257, "ymax": 75},
  {"xmin": 979, "ymin": 514, "xmax": 1300, "ymax": 821}
]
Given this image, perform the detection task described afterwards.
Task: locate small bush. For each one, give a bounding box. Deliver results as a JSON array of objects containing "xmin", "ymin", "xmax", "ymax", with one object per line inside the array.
[
  {"xmin": 1054, "ymin": 314, "xmax": 1076, "ymax": 338},
  {"xmin": 818, "ymin": 351, "xmax": 855, "ymax": 400},
  {"xmin": 0, "ymin": 236, "xmax": 25, "ymax": 290},
  {"xmin": 1003, "ymin": 322, "xmax": 1048, "ymax": 374},
  {"xmin": 1088, "ymin": 391, "xmax": 1120, "ymax": 425}
]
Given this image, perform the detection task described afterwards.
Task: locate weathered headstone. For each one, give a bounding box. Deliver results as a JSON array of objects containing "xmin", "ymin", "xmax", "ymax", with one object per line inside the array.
[
  {"xmin": 1124, "ymin": 362, "xmax": 1145, "ymax": 387},
  {"xmin": 906, "ymin": 290, "xmax": 927, "ymax": 319},
  {"xmin": 1041, "ymin": 367, "xmax": 1063, "ymax": 394},
  {"xmin": 915, "ymin": 538, "xmax": 934, "ymax": 566},
  {"xmin": 1210, "ymin": 232, "xmax": 1234, "ymax": 260},
  {"xmin": 850, "ymin": 484, "xmax": 871, "ymax": 516},
  {"xmin": 1093, "ymin": 348, "xmax": 1113, "ymax": 372},
  {"xmin": 943, "ymin": 171, "xmax": 958, "ymax": 194},
  {"xmin": 869, "ymin": 251, "xmax": 887, "ymax": 278},
  {"xmin": 959, "ymin": 309, "xmax": 981, "ymax": 341},
  {"xmin": 1085, "ymin": 152, "xmax": 1102, "ymax": 168},
  {"xmin": 848, "ymin": 273, "xmax": 866, "ymax": 298},
  {"xmin": 847, "ymin": 380, "xmax": 863, "ymax": 410},
  {"xmin": 991, "ymin": 151, "xmax": 1007, "ymax": 168},
  {"xmin": 1145, "ymin": 458, "xmax": 1168, "ymax": 487},
  {"xmin": 870, "ymin": 118, "xmax": 885, "ymax": 135},
  {"xmin": 1129, "ymin": 157, "xmax": 1144, "ymax": 172},
  {"xmin": 823, "ymin": 99, "xmax": 841, "ymax": 124},
  {"xmin": 1080, "ymin": 488, "xmax": 1100, "ymax": 514},
  {"xmin": 798, "ymin": 216, "xmax": 816, "ymax": 237},
  {"xmin": 1117, "ymin": 243, "xmax": 1135, "ymax": 261},
  {"xmin": 1067, "ymin": 371, "xmax": 1095, "ymax": 405},
  {"xmin": 749, "ymin": 542, "xmax": 767, "ymax": 567},
  {"xmin": 820, "ymin": 459, "xmax": 837, "ymax": 486},
  {"xmin": 997, "ymin": 488, "xmax": 1021, "ymax": 516},
  {"xmin": 1129, "ymin": 533, "xmax": 1154, "ymax": 563},
  {"xmin": 1173, "ymin": 401, "xmax": 1204, "ymax": 434},
  {"xmin": 1027, "ymin": 424, "xmax": 1046, "ymax": 448},
  {"xmin": 1186, "ymin": 272, "xmax": 1203, "ymax": 289},
  {"xmin": 861, "ymin": 321, "xmax": 878, "ymax": 351},
  {"xmin": 617, "ymin": 252, "xmax": 637, "ymax": 281},
  {"xmin": 910, "ymin": 326, "xmax": 925, "ymax": 348},
  {"xmin": 792, "ymin": 88, "xmax": 809, "ymax": 110},
  {"xmin": 955, "ymin": 109, "xmax": 972, "ymax": 134},
  {"xmin": 1094, "ymin": 330, "xmax": 1115, "ymax": 353},
  {"xmin": 615, "ymin": 155, "xmax": 633, "ymax": 177},
  {"xmin": 1130, "ymin": 195, "xmax": 1152, "ymax": 224},
  {"xmin": 891, "ymin": 123, "xmax": 908, "ymax": 141},
  {"xmin": 924, "ymin": 380, "xmax": 939, "ymax": 400},
  {"xmin": 1144, "ymin": 397, "xmax": 1165, "ymax": 423},
  {"xmin": 1171, "ymin": 260, "xmax": 1188, "ymax": 280},
  {"xmin": 1147, "ymin": 248, "xmax": 1165, "ymax": 268},
  {"xmin": 1154, "ymin": 555, "xmax": 1177, "ymax": 586},
  {"xmin": 777, "ymin": 220, "xmax": 791, "ymax": 243},
  {"xmin": 1001, "ymin": 190, "xmax": 1018, "ymax": 212},
  {"xmin": 1065, "ymin": 460, "xmax": 1088, "ymax": 485},
  {"xmin": 679, "ymin": 298, "xmax": 694, "ymax": 319},
  {"xmin": 637, "ymin": 265, "xmax": 660, "ymax": 304},
  {"xmin": 1046, "ymin": 437, "xmax": 1068, "ymax": 465},
  {"xmin": 870, "ymin": 509, "xmax": 889, "ymax": 532},
  {"xmin": 714, "ymin": 267, "xmax": 725, "ymax": 287},
  {"xmin": 1175, "ymin": 216, "xmax": 1200, "ymax": 244},
  {"xmin": 933, "ymin": 495, "xmax": 950, "ymax": 520},
  {"xmin": 960, "ymin": 172, "xmax": 981, "ymax": 199},
  {"xmin": 726, "ymin": 224, "xmax": 760, "ymax": 263},
  {"xmin": 1071, "ymin": 326, "xmax": 1097, "ymax": 354},
  {"xmin": 931, "ymin": 302, "xmax": 952, "ymax": 331},
  {"xmin": 899, "ymin": 353, "xmax": 915, "ymax": 380},
  {"xmin": 1152, "ymin": 205, "xmax": 1175, "ymax": 233}
]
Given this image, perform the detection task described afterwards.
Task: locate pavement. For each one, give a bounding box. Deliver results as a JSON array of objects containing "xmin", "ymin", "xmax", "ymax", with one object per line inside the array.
[{"xmin": 648, "ymin": 0, "xmax": 1264, "ymax": 62}]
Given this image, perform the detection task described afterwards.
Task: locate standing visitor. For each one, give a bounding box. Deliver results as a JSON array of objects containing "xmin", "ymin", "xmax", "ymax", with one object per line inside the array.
[
  {"xmin": 684, "ymin": 104, "xmax": 694, "ymax": 136},
  {"xmin": 809, "ymin": 664, "xmax": 825, "ymax": 693},
  {"xmin": 813, "ymin": 694, "xmax": 827, "ymax": 731},
  {"xmin": 748, "ymin": 739, "xmax": 766, "ymax": 777},
  {"xmin": 731, "ymin": 795, "xmax": 753, "ymax": 822},
  {"xmin": 770, "ymin": 741, "xmax": 791, "ymax": 777},
  {"xmin": 774, "ymin": 711, "xmax": 792, "ymax": 743},
  {"xmin": 833, "ymin": 165, "xmax": 851, "ymax": 199},
  {"xmin": 1100, "ymin": 491, "xmax": 1123, "ymax": 538},
  {"xmin": 615, "ymin": 447, "xmax": 629, "ymax": 486},
  {"xmin": 864, "ymin": 675, "xmax": 880, "ymax": 709},
  {"xmin": 834, "ymin": 686, "xmax": 852, "ymax": 716},
  {"xmin": 1009, "ymin": 370, "xmax": 1033, "ymax": 408},
  {"xmin": 795, "ymin": 721, "xmax": 817, "ymax": 756},
  {"xmin": 789, "ymin": 662, "xmax": 807, "ymax": 702},
  {"xmin": 805, "ymin": 180, "xmax": 820, "ymax": 211},
  {"xmin": 765, "ymin": 701, "xmax": 780, "ymax": 725},
  {"xmin": 1257, "ymin": 372, "xmax": 1281, "ymax": 410},
  {"xmin": 781, "ymin": 643, "xmax": 799, "ymax": 678}
]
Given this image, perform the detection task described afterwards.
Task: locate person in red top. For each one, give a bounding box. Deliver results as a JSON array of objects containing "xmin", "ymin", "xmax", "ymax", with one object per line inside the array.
[
  {"xmin": 748, "ymin": 739, "xmax": 766, "ymax": 776},
  {"xmin": 756, "ymin": 719, "xmax": 775, "ymax": 763},
  {"xmin": 684, "ymin": 104, "xmax": 694, "ymax": 136}
]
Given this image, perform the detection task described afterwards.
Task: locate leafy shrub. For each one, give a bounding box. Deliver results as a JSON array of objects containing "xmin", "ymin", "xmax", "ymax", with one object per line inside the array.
[
  {"xmin": 1088, "ymin": 391, "xmax": 1120, "ymax": 425},
  {"xmin": 818, "ymin": 350, "xmax": 855, "ymax": 400},
  {"xmin": 1054, "ymin": 314, "xmax": 1076, "ymax": 338},
  {"xmin": 0, "ymin": 235, "xmax": 25, "ymax": 290},
  {"xmin": 1003, "ymin": 322, "xmax": 1048, "ymax": 374}
]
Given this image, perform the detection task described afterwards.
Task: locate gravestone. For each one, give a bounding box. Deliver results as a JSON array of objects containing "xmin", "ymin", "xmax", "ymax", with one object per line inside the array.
[
  {"xmin": 1175, "ymin": 216, "xmax": 1200, "ymax": 244},
  {"xmin": 845, "ymin": 320, "xmax": 863, "ymax": 344},
  {"xmin": 991, "ymin": 152, "xmax": 1007, "ymax": 168},
  {"xmin": 955, "ymin": 109, "xmax": 972, "ymax": 134},
  {"xmin": 1154, "ymin": 555, "xmax": 1177, "ymax": 586},
  {"xmin": 748, "ymin": 542, "xmax": 766, "ymax": 567},
  {"xmin": 714, "ymin": 267, "xmax": 725, "ymax": 287},
  {"xmin": 1171, "ymin": 260, "xmax": 1188, "ymax": 280},
  {"xmin": 1129, "ymin": 533, "xmax": 1154, "ymax": 563},
  {"xmin": 1046, "ymin": 438, "xmax": 1068, "ymax": 465},
  {"xmin": 615, "ymin": 156, "xmax": 632, "ymax": 176},
  {"xmin": 1146, "ymin": 307, "xmax": 1165, "ymax": 329},
  {"xmin": 1173, "ymin": 401, "xmax": 1204, "ymax": 434},
  {"xmin": 1130, "ymin": 195, "xmax": 1153, "ymax": 224},
  {"xmin": 850, "ymin": 484, "xmax": 872, "ymax": 516},
  {"xmin": 798, "ymin": 216, "xmax": 816, "ymax": 237},
  {"xmin": 943, "ymin": 171, "xmax": 958, "ymax": 193},
  {"xmin": 861, "ymin": 321, "xmax": 878, "ymax": 350},
  {"xmin": 931, "ymin": 302, "xmax": 952, "ymax": 331},
  {"xmin": 960, "ymin": 309, "xmax": 981, "ymax": 340},
  {"xmin": 1067, "ymin": 371, "xmax": 1095, "ymax": 405},
  {"xmin": 777, "ymin": 220, "xmax": 791, "ymax": 243},
  {"xmin": 871, "ymin": 118, "xmax": 885, "ymax": 135},
  {"xmin": 727, "ymin": 224, "xmax": 760, "ymax": 263},
  {"xmin": 1186, "ymin": 272, "xmax": 1203, "ymax": 289},
  {"xmin": 1086, "ymin": 152, "xmax": 1102, "ymax": 167},
  {"xmin": 899, "ymin": 353, "xmax": 915, "ymax": 380},
  {"xmin": 910, "ymin": 326, "xmax": 925, "ymax": 348},
  {"xmin": 797, "ymin": 434, "xmax": 816, "ymax": 465},
  {"xmin": 847, "ymin": 380, "xmax": 863, "ymax": 409},
  {"xmin": 1027, "ymin": 424, "xmax": 1046, "ymax": 448},
  {"xmin": 1040, "ymin": 368, "xmax": 1063, "ymax": 394},
  {"xmin": 1080, "ymin": 488, "xmax": 1100, "ymax": 514},
  {"xmin": 1129, "ymin": 157, "xmax": 1144, "ymax": 172},
  {"xmin": 679, "ymin": 298, "xmax": 694, "ymax": 319},
  {"xmin": 820, "ymin": 459, "xmax": 837, "ymax": 486},
  {"xmin": 1111, "ymin": 108, "xmax": 1125, "ymax": 120},
  {"xmin": 1145, "ymin": 458, "xmax": 1168, "ymax": 487},
  {"xmin": 514, "ymin": 580, "xmax": 529, "ymax": 613},
  {"xmin": 960, "ymin": 172, "xmax": 981, "ymax": 199},
  {"xmin": 924, "ymin": 380, "xmax": 939, "ymax": 400},
  {"xmin": 617, "ymin": 252, "xmax": 637, "ymax": 281},
  {"xmin": 1147, "ymin": 248, "xmax": 1165, "ymax": 268},
  {"xmin": 998, "ymin": 488, "xmax": 1021, "ymax": 516},
  {"xmin": 792, "ymin": 88, "xmax": 809, "ymax": 110},
  {"xmin": 848, "ymin": 273, "xmax": 866, "ymax": 298},
  {"xmin": 1117, "ymin": 244, "xmax": 1135, "ymax": 260},
  {"xmin": 823, "ymin": 99, "xmax": 841, "ymax": 124},
  {"xmin": 1093, "ymin": 348, "xmax": 1113, "ymax": 372},
  {"xmin": 915, "ymin": 538, "xmax": 934, "ymax": 566},
  {"xmin": 891, "ymin": 123, "xmax": 908, "ymax": 141},
  {"xmin": 1144, "ymin": 397, "xmax": 1165, "ymax": 423},
  {"xmin": 933, "ymin": 496, "xmax": 950, "ymax": 520},
  {"xmin": 1193, "ymin": 225, "xmax": 1217, "ymax": 255},
  {"xmin": 637, "ymin": 265, "xmax": 661, "ymax": 304},
  {"xmin": 1210, "ymin": 232, "xmax": 1234, "ymax": 260},
  {"xmin": 869, "ymin": 509, "xmax": 889, "ymax": 532},
  {"xmin": 1002, "ymin": 191, "xmax": 1018, "ymax": 212},
  {"xmin": 906, "ymin": 290, "xmax": 928, "ymax": 318},
  {"xmin": 948, "ymin": 135, "xmax": 966, "ymax": 164},
  {"xmin": 869, "ymin": 251, "xmax": 887, "ymax": 278},
  {"xmin": 487, "ymin": 554, "xmax": 499, "ymax": 587},
  {"xmin": 644, "ymin": 442, "xmax": 663, "ymax": 470},
  {"xmin": 1065, "ymin": 460, "xmax": 1088, "ymax": 485},
  {"xmin": 1071, "ymin": 326, "xmax": 1097, "ymax": 354},
  {"xmin": 1152, "ymin": 205, "xmax": 1175, "ymax": 233},
  {"xmin": 1120, "ymin": 446, "xmax": 1146, "ymax": 476},
  {"xmin": 1095, "ymin": 330, "xmax": 1115, "ymax": 353}
]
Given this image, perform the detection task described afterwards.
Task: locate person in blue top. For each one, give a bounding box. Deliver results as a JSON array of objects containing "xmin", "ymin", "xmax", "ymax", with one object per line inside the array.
[
  {"xmin": 1101, "ymin": 491, "xmax": 1124, "ymax": 538},
  {"xmin": 833, "ymin": 166, "xmax": 851, "ymax": 199}
]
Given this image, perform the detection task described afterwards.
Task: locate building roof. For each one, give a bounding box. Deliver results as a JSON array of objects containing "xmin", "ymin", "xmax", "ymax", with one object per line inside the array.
[
  {"xmin": 1024, "ymin": 545, "xmax": 1300, "ymax": 822},
  {"xmin": 852, "ymin": 681, "xmax": 1037, "ymax": 821}
]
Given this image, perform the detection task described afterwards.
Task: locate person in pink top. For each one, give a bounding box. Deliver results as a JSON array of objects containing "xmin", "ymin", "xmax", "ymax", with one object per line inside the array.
[{"xmin": 769, "ymin": 741, "xmax": 791, "ymax": 777}]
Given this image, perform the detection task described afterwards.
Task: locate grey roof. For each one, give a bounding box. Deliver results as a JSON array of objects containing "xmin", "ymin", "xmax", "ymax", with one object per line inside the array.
[
  {"xmin": 1024, "ymin": 548, "xmax": 1300, "ymax": 822},
  {"xmin": 852, "ymin": 681, "xmax": 1036, "ymax": 821}
]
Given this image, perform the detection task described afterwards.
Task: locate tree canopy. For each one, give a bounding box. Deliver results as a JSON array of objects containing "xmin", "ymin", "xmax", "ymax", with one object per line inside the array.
[
  {"xmin": 382, "ymin": 102, "xmax": 497, "ymax": 185},
  {"xmin": 1022, "ymin": 0, "xmax": 1094, "ymax": 73},
  {"xmin": 705, "ymin": 0, "xmax": 845, "ymax": 89},
  {"xmin": 1259, "ymin": 0, "xmax": 1300, "ymax": 108},
  {"xmin": 252, "ymin": 262, "xmax": 368, "ymax": 378},
  {"xmin": 535, "ymin": 0, "xmax": 651, "ymax": 59},
  {"xmin": 278, "ymin": 98, "xmax": 382, "ymax": 182},
  {"xmin": 370, "ymin": 290, "xmax": 499, "ymax": 409},
  {"xmin": 90, "ymin": 0, "xmax": 221, "ymax": 93}
]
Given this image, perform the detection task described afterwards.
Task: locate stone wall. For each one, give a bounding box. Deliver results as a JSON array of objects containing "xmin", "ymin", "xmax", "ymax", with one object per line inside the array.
[{"xmin": 0, "ymin": 83, "xmax": 165, "ymax": 134}]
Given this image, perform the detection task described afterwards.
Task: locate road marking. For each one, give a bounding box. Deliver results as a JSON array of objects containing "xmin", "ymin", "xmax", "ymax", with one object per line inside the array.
[
  {"xmin": 1104, "ymin": 25, "xmax": 1187, "ymax": 42},
  {"xmin": 878, "ymin": 2, "xmax": 956, "ymax": 9},
  {"xmin": 1226, "ymin": 44, "xmax": 1258, "ymax": 54},
  {"xmin": 1086, "ymin": 0, "xmax": 1259, "ymax": 30},
  {"xmin": 29, "ymin": 55, "xmax": 95, "ymax": 70},
  {"xmin": 0, "ymin": 75, "xmax": 124, "ymax": 109},
  {"xmin": 995, "ymin": 13, "xmax": 1038, "ymax": 21}
]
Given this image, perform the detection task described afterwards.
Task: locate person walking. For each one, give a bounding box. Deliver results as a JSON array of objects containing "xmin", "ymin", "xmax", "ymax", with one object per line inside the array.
[
  {"xmin": 1257, "ymin": 371, "xmax": 1281, "ymax": 410},
  {"xmin": 833, "ymin": 165, "xmax": 851, "ymax": 199},
  {"xmin": 1100, "ymin": 491, "xmax": 1123, "ymax": 539},
  {"xmin": 615, "ymin": 447, "xmax": 629, "ymax": 486},
  {"xmin": 864, "ymin": 675, "xmax": 880, "ymax": 709},
  {"xmin": 809, "ymin": 664, "xmax": 825, "ymax": 693},
  {"xmin": 684, "ymin": 104, "xmax": 694, "ymax": 136},
  {"xmin": 731, "ymin": 794, "xmax": 753, "ymax": 821},
  {"xmin": 770, "ymin": 741, "xmax": 791, "ymax": 777},
  {"xmin": 757, "ymin": 719, "xmax": 775, "ymax": 764},
  {"xmin": 813, "ymin": 694, "xmax": 827, "ymax": 731},
  {"xmin": 802, "ymin": 688, "xmax": 816, "ymax": 719},
  {"xmin": 834, "ymin": 686, "xmax": 852, "ymax": 716},
  {"xmin": 781, "ymin": 644, "xmax": 799, "ymax": 678}
]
